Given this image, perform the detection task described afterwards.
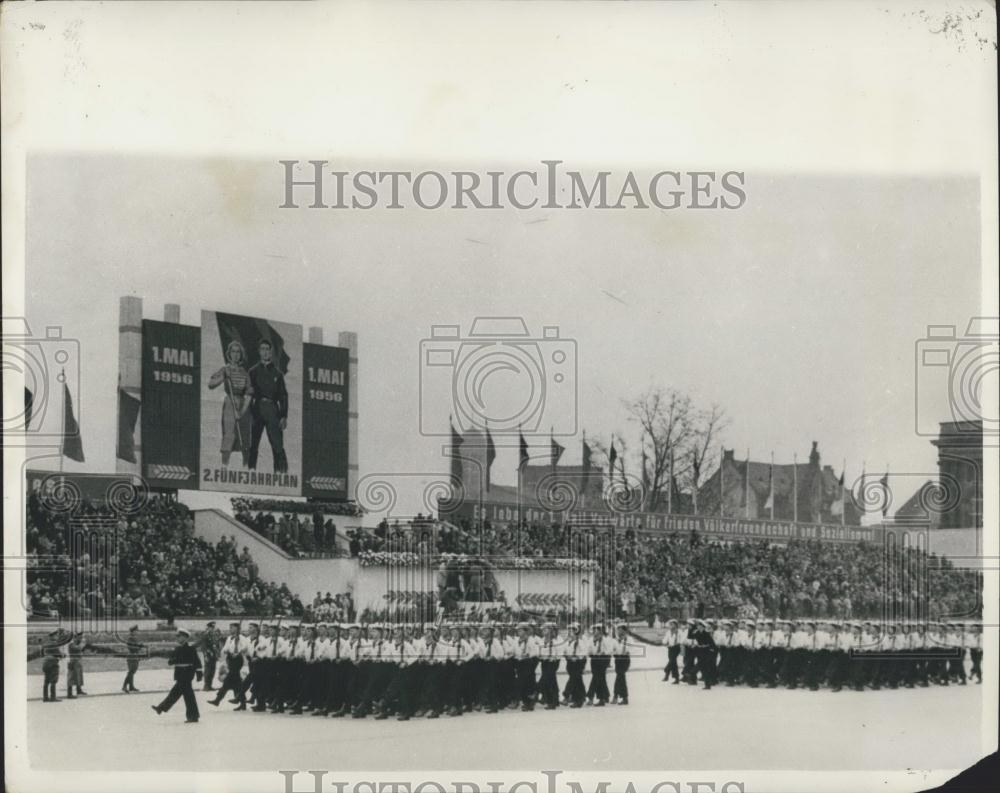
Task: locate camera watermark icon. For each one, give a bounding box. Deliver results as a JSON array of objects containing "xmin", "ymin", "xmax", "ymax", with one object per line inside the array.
[
  {"xmin": 915, "ymin": 317, "xmax": 998, "ymax": 443},
  {"xmin": 1, "ymin": 317, "xmax": 81, "ymax": 444},
  {"xmin": 419, "ymin": 317, "xmax": 577, "ymax": 437}
]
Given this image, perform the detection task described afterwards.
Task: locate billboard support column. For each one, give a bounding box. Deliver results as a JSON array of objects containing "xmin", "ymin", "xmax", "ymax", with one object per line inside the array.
[
  {"xmin": 340, "ymin": 330, "xmax": 359, "ymax": 499},
  {"xmin": 116, "ymin": 296, "xmax": 142, "ymax": 476},
  {"xmin": 308, "ymin": 326, "xmax": 323, "ymax": 344}
]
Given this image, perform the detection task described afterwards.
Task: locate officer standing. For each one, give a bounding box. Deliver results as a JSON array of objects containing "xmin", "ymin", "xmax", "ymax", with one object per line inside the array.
[
  {"xmin": 66, "ymin": 632, "xmax": 87, "ymax": 698},
  {"xmin": 247, "ymin": 338, "xmax": 289, "ymax": 473},
  {"xmin": 41, "ymin": 629, "xmax": 63, "ymax": 702},
  {"xmin": 198, "ymin": 621, "xmax": 221, "ymax": 692},
  {"xmin": 122, "ymin": 625, "xmax": 144, "ymax": 693},
  {"xmin": 152, "ymin": 628, "xmax": 203, "ymax": 723}
]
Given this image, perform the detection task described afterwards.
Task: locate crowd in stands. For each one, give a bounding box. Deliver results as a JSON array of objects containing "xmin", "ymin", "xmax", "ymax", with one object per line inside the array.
[
  {"xmin": 232, "ymin": 498, "xmax": 360, "ymax": 558},
  {"xmin": 26, "ymin": 493, "xmax": 304, "ymax": 619},
  {"xmin": 26, "ymin": 489, "xmax": 980, "ymax": 625}
]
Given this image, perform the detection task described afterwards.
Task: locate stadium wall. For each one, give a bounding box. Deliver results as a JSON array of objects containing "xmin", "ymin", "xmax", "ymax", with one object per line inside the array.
[{"xmin": 192, "ymin": 509, "xmax": 595, "ymax": 611}]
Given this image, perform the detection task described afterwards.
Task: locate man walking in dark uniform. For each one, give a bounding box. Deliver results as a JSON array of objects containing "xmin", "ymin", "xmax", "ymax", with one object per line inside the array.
[
  {"xmin": 122, "ymin": 625, "xmax": 144, "ymax": 693},
  {"xmin": 247, "ymin": 339, "xmax": 289, "ymax": 473},
  {"xmin": 152, "ymin": 628, "xmax": 203, "ymax": 723}
]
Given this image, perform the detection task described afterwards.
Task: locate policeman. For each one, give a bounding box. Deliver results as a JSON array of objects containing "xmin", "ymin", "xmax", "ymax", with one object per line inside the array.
[
  {"xmin": 611, "ymin": 621, "xmax": 631, "ymax": 705},
  {"xmin": 122, "ymin": 625, "xmax": 144, "ymax": 693},
  {"xmin": 968, "ymin": 622, "xmax": 983, "ymax": 684},
  {"xmin": 66, "ymin": 632, "xmax": 87, "ymax": 698},
  {"xmin": 690, "ymin": 619, "xmax": 718, "ymax": 690},
  {"xmin": 247, "ymin": 338, "xmax": 289, "ymax": 472},
  {"xmin": 209, "ymin": 622, "xmax": 248, "ymax": 707},
  {"xmin": 152, "ymin": 628, "xmax": 203, "ymax": 723},
  {"xmin": 662, "ymin": 618, "xmax": 684, "ymax": 684},
  {"xmin": 41, "ymin": 629, "xmax": 63, "ymax": 702},
  {"xmin": 198, "ymin": 621, "xmax": 221, "ymax": 692}
]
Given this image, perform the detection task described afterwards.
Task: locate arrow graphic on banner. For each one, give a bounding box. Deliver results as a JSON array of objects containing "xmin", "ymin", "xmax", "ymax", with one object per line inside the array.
[
  {"xmin": 149, "ymin": 465, "xmax": 194, "ymax": 481},
  {"xmin": 308, "ymin": 476, "xmax": 346, "ymax": 491}
]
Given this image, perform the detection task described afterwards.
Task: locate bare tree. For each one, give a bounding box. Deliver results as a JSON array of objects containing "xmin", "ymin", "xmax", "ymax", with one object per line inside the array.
[
  {"xmin": 624, "ymin": 387, "xmax": 695, "ymax": 511},
  {"xmin": 687, "ymin": 403, "xmax": 728, "ymax": 514}
]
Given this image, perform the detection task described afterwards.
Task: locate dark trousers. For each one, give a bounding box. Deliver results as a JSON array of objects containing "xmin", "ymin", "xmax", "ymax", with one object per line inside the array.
[
  {"xmin": 124, "ymin": 659, "xmax": 139, "ymax": 691},
  {"xmin": 159, "ymin": 677, "xmax": 199, "ymax": 721},
  {"xmin": 613, "ymin": 656, "xmax": 630, "ymax": 700},
  {"xmin": 43, "ymin": 660, "xmax": 59, "ymax": 700},
  {"xmin": 515, "ymin": 658, "xmax": 537, "ymax": 708},
  {"xmin": 696, "ymin": 647, "xmax": 717, "ymax": 688},
  {"xmin": 248, "ymin": 401, "xmax": 287, "ymax": 472},
  {"xmin": 664, "ymin": 645, "xmax": 681, "ymax": 681},
  {"xmin": 326, "ymin": 661, "xmax": 348, "ymax": 711},
  {"xmin": 564, "ymin": 659, "xmax": 587, "ymax": 705},
  {"xmin": 970, "ymin": 648, "xmax": 983, "ymax": 681},
  {"xmin": 203, "ymin": 657, "xmax": 217, "ymax": 690},
  {"xmin": 539, "ymin": 659, "xmax": 560, "ymax": 707},
  {"xmin": 587, "ymin": 658, "xmax": 611, "ymax": 702},
  {"xmin": 213, "ymin": 656, "xmax": 244, "ymax": 703}
]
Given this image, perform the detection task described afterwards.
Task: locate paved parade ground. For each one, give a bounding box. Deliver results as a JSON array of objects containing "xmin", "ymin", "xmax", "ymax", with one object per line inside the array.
[{"xmin": 26, "ymin": 652, "xmax": 986, "ymax": 774}]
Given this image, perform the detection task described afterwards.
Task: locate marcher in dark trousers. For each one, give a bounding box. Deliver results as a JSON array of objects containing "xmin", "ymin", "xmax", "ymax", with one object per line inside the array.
[
  {"xmin": 662, "ymin": 619, "xmax": 684, "ymax": 683},
  {"xmin": 968, "ymin": 624, "xmax": 983, "ymax": 683},
  {"xmin": 537, "ymin": 623, "xmax": 562, "ymax": 709},
  {"xmin": 236, "ymin": 623, "xmax": 262, "ymax": 710},
  {"xmin": 562, "ymin": 624, "xmax": 589, "ymax": 708},
  {"xmin": 690, "ymin": 620, "xmax": 718, "ymax": 689},
  {"xmin": 586, "ymin": 624, "xmax": 611, "ymax": 705},
  {"xmin": 152, "ymin": 628, "xmax": 202, "ymax": 723},
  {"xmin": 210, "ymin": 622, "xmax": 247, "ymax": 706},
  {"xmin": 122, "ymin": 625, "xmax": 144, "ymax": 693},
  {"xmin": 612, "ymin": 622, "xmax": 631, "ymax": 705}
]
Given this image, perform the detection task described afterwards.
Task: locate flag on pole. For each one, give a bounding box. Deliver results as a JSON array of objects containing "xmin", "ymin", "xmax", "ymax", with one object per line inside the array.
[
  {"xmin": 792, "ymin": 453, "xmax": 799, "ymax": 524},
  {"xmin": 116, "ymin": 387, "xmax": 141, "ymax": 463},
  {"xmin": 24, "ymin": 387, "xmax": 34, "ymax": 430},
  {"xmin": 641, "ymin": 448, "xmax": 651, "ymax": 504},
  {"xmin": 831, "ymin": 466, "xmax": 846, "ymax": 521},
  {"xmin": 692, "ymin": 451, "xmax": 699, "ymax": 515},
  {"xmin": 744, "ymin": 448, "xmax": 751, "ymax": 518},
  {"xmin": 719, "ymin": 446, "xmax": 726, "ymax": 518},
  {"xmin": 880, "ymin": 467, "xmax": 890, "ymax": 518},
  {"xmin": 485, "ymin": 422, "xmax": 496, "ymax": 492},
  {"xmin": 608, "ymin": 436, "xmax": 618, "ymax": 471},
  {"xmin": 764, "ymin": 452, "xmax": 774, "ymax": 517},
  {"xmin": 667, "ymin": 448, "xmax": 674, "ymax": 514},
  {"xmin": 61, "ymin": 380, "xmax": 85, "ymax": 463},
  {"xmin": 519, "ymin": 428, "xmax": 530, "ymax": 470},
  {"xmin": 550, "ymin": 429, "xmax": 565, "ymax": 470},
  {"xmin": 449, "ymin": 419, "xmax": 464, "ymax": 484}
]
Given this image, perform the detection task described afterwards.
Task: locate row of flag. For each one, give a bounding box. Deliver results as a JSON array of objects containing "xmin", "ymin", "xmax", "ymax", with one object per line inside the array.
[
  {"xmin": 450, "ymin": 422, "xmax": 892, "ymax": 521},
  {"xmin": 23, "ymin": 377, "xmax": 85, "ymax": 463}
]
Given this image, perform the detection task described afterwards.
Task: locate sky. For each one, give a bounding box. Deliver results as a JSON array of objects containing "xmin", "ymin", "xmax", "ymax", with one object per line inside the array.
[{"xmin": 22, "ymin": 155, "xmax": 983, "ymax": 521}]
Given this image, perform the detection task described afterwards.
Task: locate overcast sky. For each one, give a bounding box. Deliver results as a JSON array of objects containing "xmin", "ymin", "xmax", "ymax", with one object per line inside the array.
[{"xmin": 22, "ymin": 155, "xmax": 982, "ymax": 521}]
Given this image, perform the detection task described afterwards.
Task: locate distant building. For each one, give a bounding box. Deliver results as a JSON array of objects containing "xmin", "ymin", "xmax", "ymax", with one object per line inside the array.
[
  {"xmin": 896, "ymin": 421, "xmax": 982, "ymax": 528},
  {"xmin": 697, "ymin": 442, "xmax": 863, "ymax": 525}
]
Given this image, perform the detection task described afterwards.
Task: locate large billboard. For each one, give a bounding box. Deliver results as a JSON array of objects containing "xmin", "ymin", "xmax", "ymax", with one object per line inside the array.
[
  {"xmin": 141, "ymin": 320, "xmax": 201, "ymax": 489},
  {"xmin": 134, "ymin": 309, "xmax": 350, "ymax": 498},
  {"xmin": 199, "ymin": 310, "xmax": 303, "ymax": 495}
]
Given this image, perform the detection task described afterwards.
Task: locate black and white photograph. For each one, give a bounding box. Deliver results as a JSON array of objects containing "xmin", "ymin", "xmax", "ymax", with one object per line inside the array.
[{"xmin": 2, "ymin": 3, "xmax": 997, "ymax": 793}]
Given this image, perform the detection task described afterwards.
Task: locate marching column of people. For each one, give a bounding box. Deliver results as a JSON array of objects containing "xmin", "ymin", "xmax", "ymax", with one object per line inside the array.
[
  {"xmin": 662, "ymin": 617, "xmax": 984, "ymax": 691},
  {"xmin": 168, "ymin": 619, "xmax": 635, "ymax": 722}
]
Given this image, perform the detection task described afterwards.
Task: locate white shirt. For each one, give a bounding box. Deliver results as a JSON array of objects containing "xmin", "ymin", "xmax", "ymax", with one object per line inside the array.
[
  {"xmin": 564, "ymin": 634, "xmax": 590, "ymax": 660},
  {"xmin": 538, "ymin": 635, "xmax": 564, "ymax": 660},
  {"xmin": 663, "ymin": 626, "xmax": 687, "ymax": 646},
  {"xmin": 512, "ymin": 635, "xmax": 540, "ymax": 659},
  {"xmin": 222, "ymin": 634, "xmax": 250, "ymax": 657}
]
